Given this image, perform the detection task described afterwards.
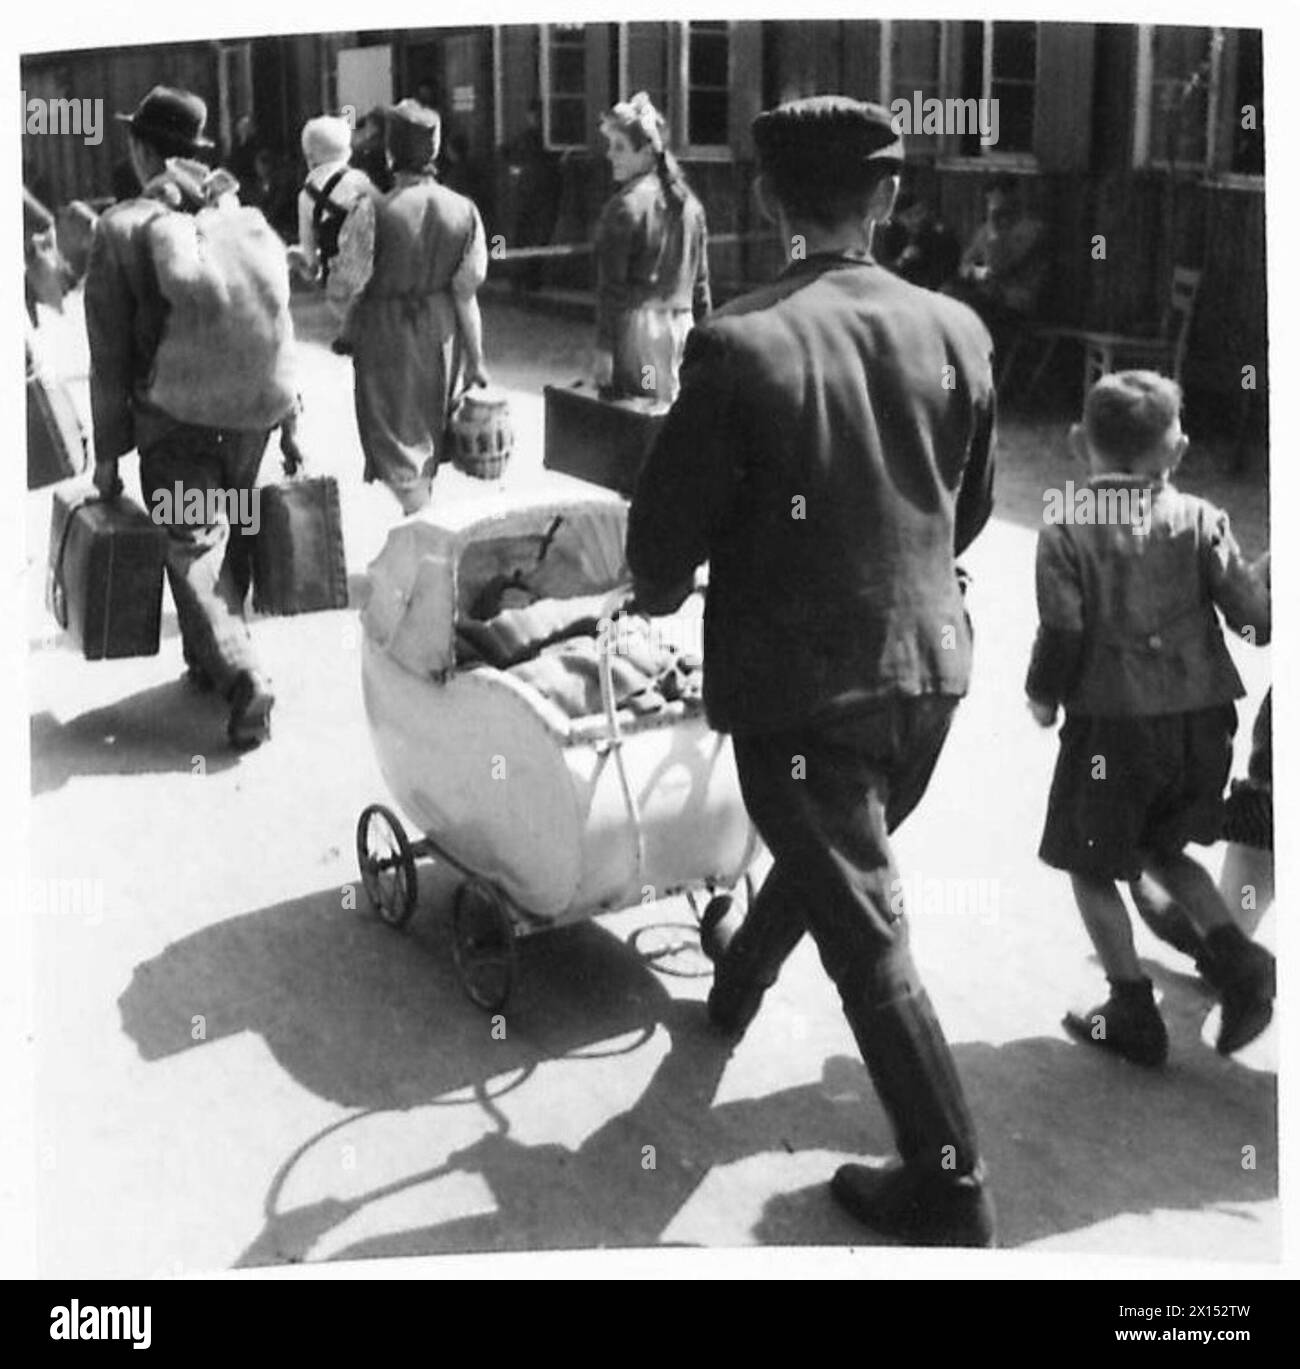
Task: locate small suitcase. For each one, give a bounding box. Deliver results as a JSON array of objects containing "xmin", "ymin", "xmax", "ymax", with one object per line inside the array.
[
  {"xmin": 27, "ymin": 348, "xmax": 89, "ymax": 490},
  {"xmin": 252, "ymin": 475, "xmax": 349, "ymax": 615},
  {"xmin": 45, "ymin": 482, "xmax": 167, "ymax": 660},
  {"xmin": 543, "ymin": 382, "xmax": 668, "ymax": 497}
]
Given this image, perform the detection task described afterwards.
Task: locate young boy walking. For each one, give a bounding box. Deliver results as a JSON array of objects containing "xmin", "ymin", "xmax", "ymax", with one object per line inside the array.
[
  {"xmin": 1027, "ymin": 370, "xmax": 1273, "ymax": 1065},
  {"xmin": 288, "ymin": 115, "xmax": 374, "ymax": 352}
]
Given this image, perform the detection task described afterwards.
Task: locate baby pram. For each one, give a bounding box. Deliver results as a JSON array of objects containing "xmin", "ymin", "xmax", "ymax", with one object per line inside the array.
[{"xmin": 356, "ymin": 480, "xmax": 759, "ymax": 1010}]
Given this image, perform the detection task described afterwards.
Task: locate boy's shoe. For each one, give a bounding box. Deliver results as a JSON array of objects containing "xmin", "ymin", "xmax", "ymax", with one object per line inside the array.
[
  {"xmin": 1063, "ymin": 977, "xmax": 1169, "ymax": 1067},
  {"xmin": 227, "ymin": 670, "xmax": 275, "ymax": 750},
  {"xmin": 1202, "ymin": 927, "xmax": 1275, "ymax": 1055},
  {"xmin": 330, "ymin": 337, "xmax": 354, "ymax": 356},
  {"xmin": 831, "ymin": 1161, "xmax": 996, "ymax": 1248}
]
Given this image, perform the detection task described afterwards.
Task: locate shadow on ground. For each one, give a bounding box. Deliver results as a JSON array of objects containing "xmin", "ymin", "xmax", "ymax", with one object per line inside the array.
[
  {"xmin": 30, "ymin": 677, "xmax": 242, "ymax": 794},
  {"xmin": 116, "ymin": 885, "xmax": 1276, "ymax": 1263}
]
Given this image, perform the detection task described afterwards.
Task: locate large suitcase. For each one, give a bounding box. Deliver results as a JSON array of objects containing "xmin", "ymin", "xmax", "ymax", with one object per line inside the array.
[
  {"xmin": 45, "ymin": 482, "xmax": 167, "ymax": 660},
  {"xmin": 27, "ymin": 345, "xmax": 89, "ymax": 490},
  {"xmin": 252, "ymin": 475, "xmax": 349, "ymax": 615},
  {"xmin": 542, "ymin": 382, "xmax": 668, "ymax": 497}
]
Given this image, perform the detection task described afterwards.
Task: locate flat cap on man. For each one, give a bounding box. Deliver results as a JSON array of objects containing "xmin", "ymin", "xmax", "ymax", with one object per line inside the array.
[{"xmin": 753, "ymin": 95, "xmax": 905, "ymax": 173}]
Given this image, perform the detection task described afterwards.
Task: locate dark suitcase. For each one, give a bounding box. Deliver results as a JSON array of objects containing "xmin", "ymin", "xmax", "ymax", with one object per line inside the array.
[
  {"xmin": 252, "ymin": 475, "xmax": 349, "ymax": 615},
  {"xmin": 45, "ymin": 482, "xmax": 167, "ymax": 660},
  {"xmin": 27, "ymin": 348, "xmax": 89, "ymax": 490},
  {"xmin": 543, "ymin": 382, "xmax": 668, "ymax": 497}
]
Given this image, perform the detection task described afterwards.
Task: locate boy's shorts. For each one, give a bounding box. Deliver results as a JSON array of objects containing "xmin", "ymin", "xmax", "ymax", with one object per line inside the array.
[{"xmin": 1039, "ymin": 704, "xmax": 1236, "ymax": 881}]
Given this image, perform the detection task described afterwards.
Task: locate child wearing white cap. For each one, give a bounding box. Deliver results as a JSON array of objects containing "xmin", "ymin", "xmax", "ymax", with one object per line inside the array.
[{"xmin": 289, "ymin": 115, "xmax": 376, "ymax": 351}]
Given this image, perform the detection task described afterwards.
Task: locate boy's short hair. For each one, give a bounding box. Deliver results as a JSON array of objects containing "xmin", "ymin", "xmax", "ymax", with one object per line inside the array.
[{"xmin": 1083, "ymin": 370, "xmax": 1183, "ymax": 471}]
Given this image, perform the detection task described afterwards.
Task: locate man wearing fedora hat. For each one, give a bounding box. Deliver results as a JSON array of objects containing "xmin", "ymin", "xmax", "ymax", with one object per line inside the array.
[
  {"xmin": 627, "ymin": 96, "xmax": 998, "ymax": 1246},
  {"xmin": 85, "ymin": 85, "xmax": 289, "ymax": 748}
]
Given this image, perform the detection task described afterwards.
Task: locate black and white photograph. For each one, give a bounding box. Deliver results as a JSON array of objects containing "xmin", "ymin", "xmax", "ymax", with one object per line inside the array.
[{"xmin": 3, "ymin": 0, "xmax": 1294, "ymax": 1295}]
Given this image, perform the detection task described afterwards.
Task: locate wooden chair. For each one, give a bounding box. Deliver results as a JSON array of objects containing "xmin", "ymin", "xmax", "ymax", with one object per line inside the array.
[{"xmin": 1022, "ymin": 267, "xmax": 1202, "ymax": 404}]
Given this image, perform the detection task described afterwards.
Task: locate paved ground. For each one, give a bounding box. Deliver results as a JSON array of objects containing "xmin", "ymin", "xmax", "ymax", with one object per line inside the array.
[{"xmin": 10, "ymin": 285, "xmax": 1277, "ymax": 1275}]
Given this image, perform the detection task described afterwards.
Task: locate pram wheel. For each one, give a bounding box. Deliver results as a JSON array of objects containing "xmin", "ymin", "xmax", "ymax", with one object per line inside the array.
[
  {"xmin": 356, "ymin": 803, "xmax": 418, "ymax": 929},
  {"xmin": 452, "ymin": 877, "xmax": 517, "ymax": 1012}
]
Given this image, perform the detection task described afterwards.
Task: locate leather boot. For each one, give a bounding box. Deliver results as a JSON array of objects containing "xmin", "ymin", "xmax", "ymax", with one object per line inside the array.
[
  {"xmin": 1063, "ymin": 976, "xmax": 1169, "ymax": 1067},
  {"xmin": 700, "ymin": 881, "xmax": 804, "ymax": 1040},
  {"xmin": 832, "ymin": 987, "xmax": 996, "ymax": 1247},
  {"xmin": 1202, "ymin": 925, "xmax": 1275, "ymax": 1055}
]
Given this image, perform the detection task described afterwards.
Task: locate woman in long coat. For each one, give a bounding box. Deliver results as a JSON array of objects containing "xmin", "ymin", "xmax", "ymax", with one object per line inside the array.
[
  {"xmin": 352, "ymin": 99, "xmax": 489, "ymax": 514},
  {"xmin": 593, "ymin": 93, "xmax": 711, "ymax": 404}
]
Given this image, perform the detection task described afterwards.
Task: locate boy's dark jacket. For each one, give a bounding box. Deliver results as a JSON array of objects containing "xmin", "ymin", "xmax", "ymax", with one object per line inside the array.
[
  {"xmin": 626, "ymin": 254, "xmax": 996, "ymax": 735},
  {"xmin": 1026, "ymin": 477, "xmax": 1270, "ymax": 716}
]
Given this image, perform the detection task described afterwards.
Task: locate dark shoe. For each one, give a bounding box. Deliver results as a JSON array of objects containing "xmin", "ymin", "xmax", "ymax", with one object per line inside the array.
[
  {"xmin": 1063, "ymin": 978, "xmax": 1169, "ymax": 1067},
  {"xmin": 1203, "ymin": 927, "xmax": 1275, "ymax": 1055},
  {"xmin": 705, "ymin": 978, "xmax": 766, "ymax": 1038},
  {"xmin": 842, "ymin": 988, "xmax": 985, "ymax": 1179},
  {"xmin": 837, "ymin": 987, "xmax": 996, "ymax": 1246},
  {"xmin": 699, "ymin": 894, "xmax": 743, "ymax": 964},
  {"xmin": 330, "ymin": 337, "xmax": 353, "ymax": 356},
  {"xmin": 699, "ymin": 893, "xmax": 779, "ymax": 1039},
  {"xmin": 227, "ymin": 671, "xmax": 275, "ymax": 750},
  {"xmin": 832, "ymin": 1160, "xmax": 996, "ymax": 1247}
]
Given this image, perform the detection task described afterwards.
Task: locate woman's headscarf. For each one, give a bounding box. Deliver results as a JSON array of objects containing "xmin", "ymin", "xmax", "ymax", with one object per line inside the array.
[{"xmin": 600, "ymin": 92, "xmax": 688, "ymax": 209}]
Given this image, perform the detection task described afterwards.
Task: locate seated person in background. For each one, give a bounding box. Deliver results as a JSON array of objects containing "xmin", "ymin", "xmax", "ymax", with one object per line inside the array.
[
  {"xmin": 874, "ymin": 191, "xmax": 961, "ymax": 292},
  {"xmin": 949, "ymin": 175, "xmax": 1047, "ymax": 351}
]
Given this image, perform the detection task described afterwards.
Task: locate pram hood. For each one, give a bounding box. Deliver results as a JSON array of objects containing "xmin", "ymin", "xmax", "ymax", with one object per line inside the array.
[{"xmin": 362, "ymin": 482, "xmax": 630, "ymax": 679}]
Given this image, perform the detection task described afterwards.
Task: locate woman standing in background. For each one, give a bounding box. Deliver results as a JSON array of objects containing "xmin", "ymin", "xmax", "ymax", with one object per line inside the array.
[{"xmin": 593, "ymin": 93, "xmax": 710, "ymax": 404}]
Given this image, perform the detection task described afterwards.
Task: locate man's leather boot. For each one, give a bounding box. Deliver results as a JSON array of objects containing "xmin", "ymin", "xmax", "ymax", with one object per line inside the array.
[{"xmin": 832, "ymin": 987, "xmax": 996, "ymax": 1247}]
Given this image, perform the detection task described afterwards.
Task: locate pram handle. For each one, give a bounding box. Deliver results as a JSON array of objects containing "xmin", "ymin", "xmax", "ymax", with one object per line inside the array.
[{"xmin": 596, "ymin": 586, "xmax": 647, "ymax": 886}]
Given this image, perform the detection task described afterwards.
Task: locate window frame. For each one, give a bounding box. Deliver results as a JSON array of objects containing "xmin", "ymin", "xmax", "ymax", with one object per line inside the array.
[
  {"xmin": 926, "ymin": 20, "xmax": 1041, "ymax": 170},
  {"xmin": 977, "ymin": 19, "xmax": 1040, "ymax": 167},
  {"xmin": 878, "ymin": 19, "xmax": 949, "ymax": 162},
  {"xmin": 540, "ymin": 20, "xmax": 590, "ymax": 152},
  {"xmin": 678, "ymin": 19, "xmax": 733, "ymax": 161},
  {"xmin": 1133, "ymin": 25, "xmax": 1262, "ymax": 188}
]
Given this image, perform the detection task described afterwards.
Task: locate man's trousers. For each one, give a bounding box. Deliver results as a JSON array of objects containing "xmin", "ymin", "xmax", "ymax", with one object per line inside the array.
[
  {"xmin": 716, "ymin": 694, "xmax": 983, "ymax": 1177},
  {"xmin": 138, "ymin": 422, "xmax": 270, "ymax": 698}
]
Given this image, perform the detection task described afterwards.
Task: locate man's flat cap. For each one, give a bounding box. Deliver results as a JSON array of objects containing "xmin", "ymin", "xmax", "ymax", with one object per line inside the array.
[{"xmin": 753, "ymin": 95, "xmax": 904, "ymax": 172}]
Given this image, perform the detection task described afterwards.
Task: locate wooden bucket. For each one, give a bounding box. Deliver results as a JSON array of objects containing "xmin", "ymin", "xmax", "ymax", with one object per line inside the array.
[{"xmin": 447, "ymin": 385, "xmax": 514, "ymax": 480}]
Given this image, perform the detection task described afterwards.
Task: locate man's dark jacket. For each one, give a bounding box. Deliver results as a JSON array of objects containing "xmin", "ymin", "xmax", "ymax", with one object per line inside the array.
[{"xmin": 626, "ymin": 253, "xmax": 996, "ymax": 735}]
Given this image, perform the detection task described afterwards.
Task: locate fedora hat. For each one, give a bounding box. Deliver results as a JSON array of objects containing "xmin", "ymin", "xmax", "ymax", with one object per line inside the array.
[{"xmin": 116, "ymin": 85, "xmax": 214, "ymax": 155}]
